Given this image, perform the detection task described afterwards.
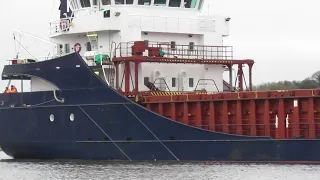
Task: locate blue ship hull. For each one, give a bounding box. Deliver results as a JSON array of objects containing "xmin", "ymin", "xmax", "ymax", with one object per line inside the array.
[{"xmin": 1, "ymin": 53, "xmax": 320, "ymax": 162}]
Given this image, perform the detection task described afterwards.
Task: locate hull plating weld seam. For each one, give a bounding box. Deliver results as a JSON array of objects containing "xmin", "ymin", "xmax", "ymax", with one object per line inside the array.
[
  {"xmin": 123, "ymin": 104, "xmax": 180, "ymax": 161},
  {"xmin": 77, "ymin": 105, "xmax": 132, "ymax": 161}
]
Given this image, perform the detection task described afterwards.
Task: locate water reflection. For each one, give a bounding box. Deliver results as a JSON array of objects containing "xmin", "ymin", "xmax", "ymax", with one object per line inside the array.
[{"xmin": 0, "ymin": 152, "xmax": 320, "ymax": 180}]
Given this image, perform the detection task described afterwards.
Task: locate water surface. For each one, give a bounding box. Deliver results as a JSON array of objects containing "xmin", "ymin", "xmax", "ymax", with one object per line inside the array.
[{"xmin": 0, "ymin": 152, "xmax": 319, "ymax": 180}]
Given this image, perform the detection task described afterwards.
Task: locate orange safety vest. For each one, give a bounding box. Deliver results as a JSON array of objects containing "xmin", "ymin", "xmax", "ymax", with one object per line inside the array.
[{"xmin": 11, "ymin": 88, "xmax": 17, "ymax": 93}]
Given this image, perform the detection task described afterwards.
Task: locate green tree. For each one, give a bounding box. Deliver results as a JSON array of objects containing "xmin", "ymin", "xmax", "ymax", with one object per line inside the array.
[
  {"xmin": 254, "ymin": 71, "xmax": 320, "ymax": 91},
  {"xmin": 311, "ymin": 71, "xmax": 320, "ymax": 86},
  {"xmin": 298, "ymin": 78, "xmax": 319, "ymax": 89}
]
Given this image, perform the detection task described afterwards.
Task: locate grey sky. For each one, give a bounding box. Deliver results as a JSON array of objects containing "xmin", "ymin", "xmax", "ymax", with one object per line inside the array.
[{"xmin": 0, "ymin": 0, "xmax": 319, "ymax": 88}]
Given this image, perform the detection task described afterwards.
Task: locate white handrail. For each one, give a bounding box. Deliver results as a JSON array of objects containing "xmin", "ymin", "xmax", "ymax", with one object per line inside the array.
[{"xmin": 101, "ymin": 65, "xmax": 110, "ymax": 85}]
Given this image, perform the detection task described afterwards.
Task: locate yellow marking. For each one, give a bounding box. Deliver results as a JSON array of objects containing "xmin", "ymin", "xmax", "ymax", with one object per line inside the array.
[{"xmin": 149, "ymin": 92, "xmax": 184, "ymax": 96}]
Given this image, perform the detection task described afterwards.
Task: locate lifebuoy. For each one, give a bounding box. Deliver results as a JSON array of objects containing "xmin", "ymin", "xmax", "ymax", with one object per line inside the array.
[{"xmin": 74, "ymin": 43, "xmax": 81, "ymax": 53}]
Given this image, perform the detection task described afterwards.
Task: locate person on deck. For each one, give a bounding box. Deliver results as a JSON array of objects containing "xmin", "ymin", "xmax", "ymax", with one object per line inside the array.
[
  {"xmin": 10, "ymin": 85, "xmax": 17, "ymax": 93},
  {"xmin": 4, "ymin": 87, "xmax": 10, "ymax": 93}
]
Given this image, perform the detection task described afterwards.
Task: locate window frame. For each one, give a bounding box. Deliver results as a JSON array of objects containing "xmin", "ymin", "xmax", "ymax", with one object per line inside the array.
[
  {"xmin": 79, "ymin": 0, "xmax": 91, "ymax": 8},
  {"xmin": 144, "ymin": 77, "xmax": 150, "ymax": 85},
  {"xmin": 65, "ymin": 44, "xmax": 70, "ymax": 54},
  {"xmin": 138, "ymin": 0, "xmax": 152, "ymax": 5},
  {"xmin": 92, "ymin": 0, "xmax": 98, "ymax": 6},
  {"xmin": 189, "ymin": 42, "xmax": 194, "ymax": 51},
  {"xmin": 189, "ymin": 78, "xmax": 194, "ymax": 87},
  {"xmin": 115, "ymin": 0, "xmax": 124, "ymax": 4},
  {"xmin": 182, "ymin": 0, "xmax": 197, "ymax": 8},
  {"xmin": 172, "ymin": 77, "xmax": 176, "ymax": 87},
  {"xmin": 168, "ymin": 0, "xmax": 182, "ymax": 7},
  {"xmin": 154, "ymin": 0, "xmax": 167, "ymax": 6},
  {"xmin": 101, "ymin": 0, "xmax": 111, "ymax": 5},
  {"xmin": 125, "ymin": 0, "xmax": 134, "ymax": 4},
  {"xmin": 197, "ymin": 0, "xmax": 204, "ymax": 10}
]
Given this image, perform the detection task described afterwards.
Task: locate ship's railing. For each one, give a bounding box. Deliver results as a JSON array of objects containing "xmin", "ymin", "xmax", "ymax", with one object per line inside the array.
[
  {"xmin": 82, "ymin": 51, "xmax": 114, "ymax": 65},
  {"xmin": 49, "ymin": 8, "xmax": 91, "ymax": 36},
  {"xmin": 6, "ymin": 56, "xmax": 61, "ymax": 65},
  {"xmin": 49, "ymin": 17, "xmax": 73, "ymax": 36},
  {"xmin": 7, "ymin": 50, "xmax": 114, "ymax": 66},
  {"xmin": 115, "ymin": 41, "xmax": 233, "ymax": 60}
]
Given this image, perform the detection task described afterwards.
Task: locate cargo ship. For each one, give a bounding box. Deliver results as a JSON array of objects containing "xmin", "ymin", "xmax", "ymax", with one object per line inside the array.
[{"xmin": 0, "ymin": 0, "xmax": 320, "ymax": 162}]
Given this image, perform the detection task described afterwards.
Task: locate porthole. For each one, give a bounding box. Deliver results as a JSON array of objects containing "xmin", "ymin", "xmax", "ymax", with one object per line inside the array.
[
  {"xmin": 50, "ymin": 114, "xmax": 55, "ymax": 122},
  {"xmin": 70, "ymin": 113, "xmax": 75, "ymax": 121}
]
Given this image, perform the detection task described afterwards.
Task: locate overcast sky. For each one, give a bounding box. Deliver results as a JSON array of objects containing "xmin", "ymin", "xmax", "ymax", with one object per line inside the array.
[{"xmin": 0, "ymin": 0, "xmax": 319, "ymax": 88}]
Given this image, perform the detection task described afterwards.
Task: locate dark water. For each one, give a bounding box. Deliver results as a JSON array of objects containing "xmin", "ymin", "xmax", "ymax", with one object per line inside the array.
[{"xmin": 1, "ymin": 152, "xmax": 320, "ymax": 180}]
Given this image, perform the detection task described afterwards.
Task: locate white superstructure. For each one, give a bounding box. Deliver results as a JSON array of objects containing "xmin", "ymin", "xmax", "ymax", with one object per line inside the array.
[{"xmin": 49, "ymin": 0, "xmax": 233, "ymax": 92}]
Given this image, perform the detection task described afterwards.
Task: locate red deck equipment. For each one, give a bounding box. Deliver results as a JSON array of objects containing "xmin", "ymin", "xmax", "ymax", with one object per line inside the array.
[{"xmin": 112, "ymin": 41, "xmax": 320, "ymax": 139}]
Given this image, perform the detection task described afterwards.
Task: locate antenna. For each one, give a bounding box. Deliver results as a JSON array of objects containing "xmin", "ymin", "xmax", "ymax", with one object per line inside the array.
[{"xmin": 13, "ymin": 33, "xmax": 17, "ymax": 58}]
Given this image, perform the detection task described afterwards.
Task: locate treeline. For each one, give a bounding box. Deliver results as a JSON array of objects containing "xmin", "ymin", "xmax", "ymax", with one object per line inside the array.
[{"xmin": 254, "ymin": 71, "xmax": 320, "ymax": 91}]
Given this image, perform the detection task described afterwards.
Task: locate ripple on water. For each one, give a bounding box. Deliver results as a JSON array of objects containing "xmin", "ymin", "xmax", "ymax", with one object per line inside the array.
[{"xmin": 0, "ymin": 152, "xmax": 320, "ymax": 180}]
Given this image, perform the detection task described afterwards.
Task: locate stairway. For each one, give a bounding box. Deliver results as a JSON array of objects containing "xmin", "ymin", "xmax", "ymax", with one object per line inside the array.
[{"xmin": 86, "ymin": 32, "xmax": 98, "ymax": 51}]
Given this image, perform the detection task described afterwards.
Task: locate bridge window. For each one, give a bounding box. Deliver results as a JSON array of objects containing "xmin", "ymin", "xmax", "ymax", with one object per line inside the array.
[
  {"xmin": 70, "ymin": 0, "xmax": 80, "ymax": 9},
  {"xmin": 154, "ymin": 0, "xmax": 166, "ymax": 6},
  {"xmin": 183, "ymin": 0, "xmax": 197, "ymax": 8},
  {"xmin": 125, "ymin": 0, "xmax": 134, "ymax": 4},
  {"xmin": 198, "ymin": 0, "xmax": 203, "ymax": 10},
  {"xmin": 115, "ymin": 0, "xmax": 124, "ymax": 4},
  {"xmin": 138, "ymin": 0, "xmax": 151, "ymax": 5},
  {"xmin": 80, "ymin": 0, "xmax": 91, "ymax": 7},
  {"xmin": 189, "ymin": 78, "xmax": 194, "ymax": 87},
  {"xmin": 101, "ymin": 0, "xmax": 111, "ymax": 5},
  {"xmin": 93, "ymin": 0, "xmax": 98, "ymax": 5},
  {"xmin": 169, "ymin": 0, "xmax": 181, "ymax": 7}
]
